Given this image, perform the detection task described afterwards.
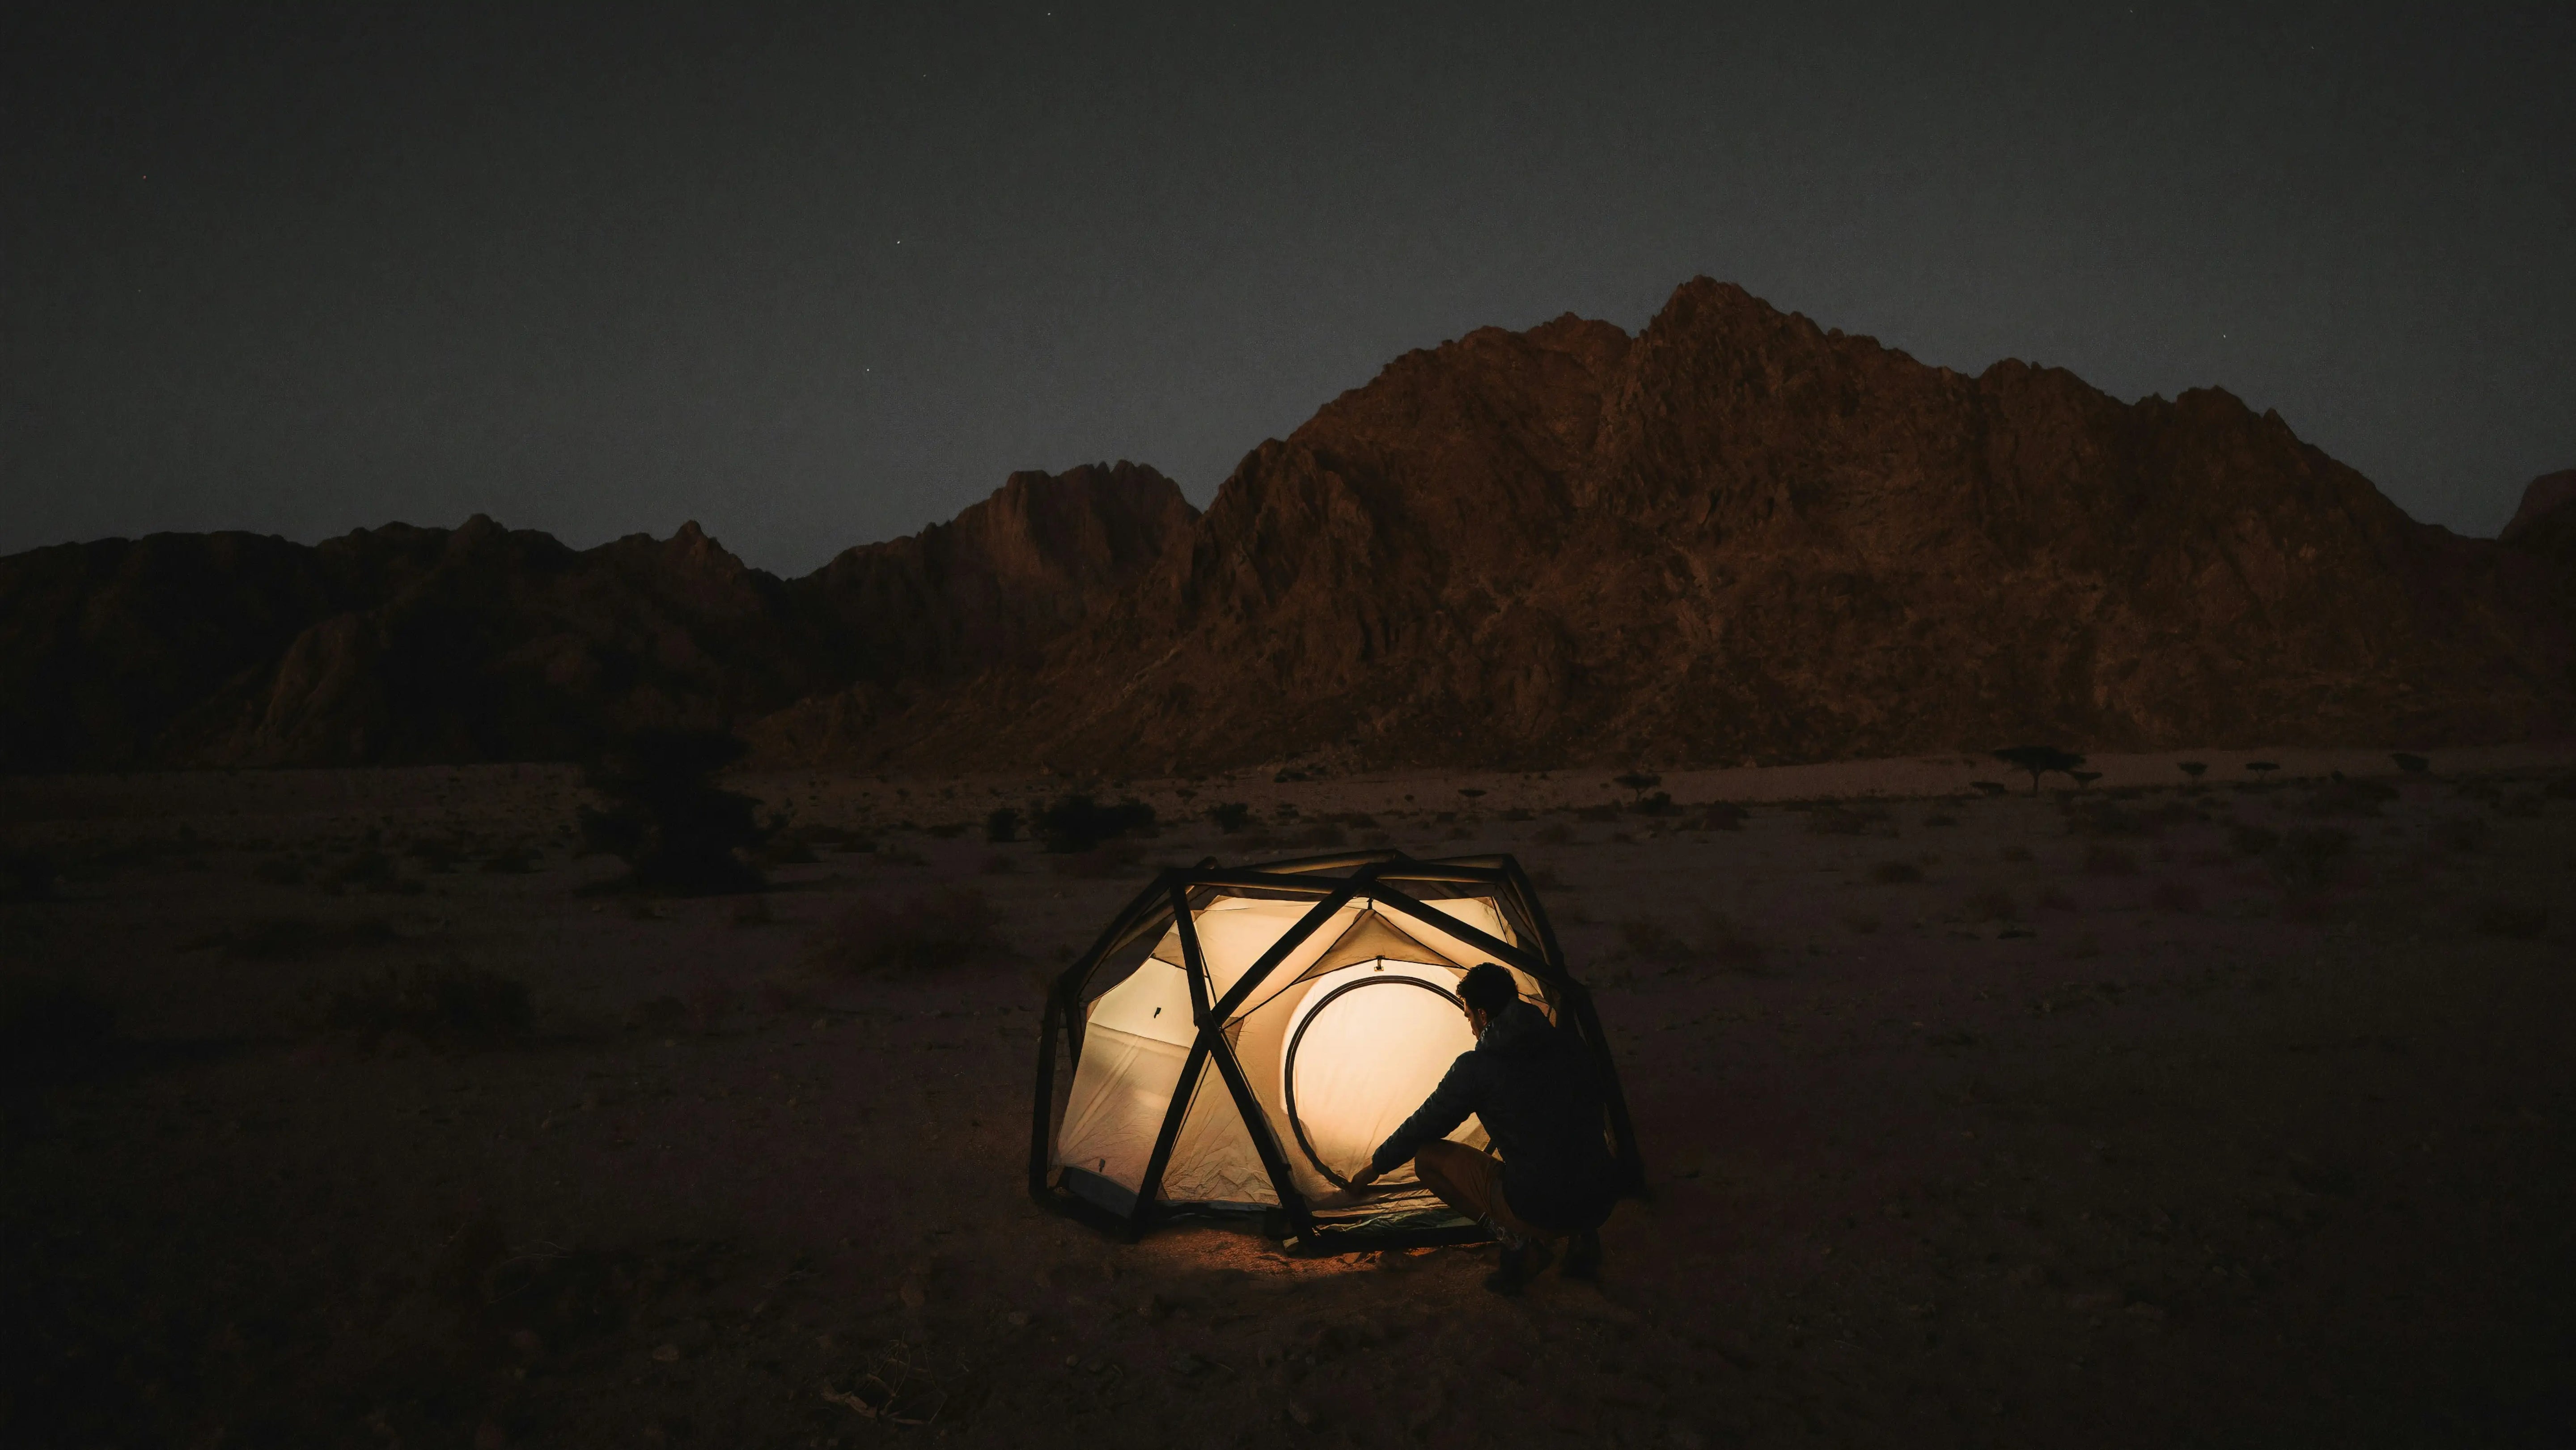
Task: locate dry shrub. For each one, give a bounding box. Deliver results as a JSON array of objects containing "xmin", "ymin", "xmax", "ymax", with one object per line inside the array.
[
  {"xmin": 1805, "ymin": 806, "xmax": 1890, "ymax": 836},
  {"xmin": 1869, "ymin": 860, "xmax": 1923, "ymax": 885},
  {"xmin": 2148, "ymin": 879, "xmax": 2202, "ymax": 913},
  {"xmin": 812, "ymin": 887, "xmax": 1001, "ymax": 974},
  {"xmin": 193, "ymin": 915, "xmax": 397, "ymax": 960},
  {"xmin": 1697, "ymin": 912, "xmax": 1766, "ymax": 973},
  {"xmin": 1695, "ymin": 802, "xmax": 1748, "ymax": 831},
  {"xmin": 1617, "ymin": 919, "xmax": 1690, "ymax": 962},
  {"xmin": 326, "ymin": 963, "xmax": 532, "ymax": 1050},
  {"xmin": 1050, "ymin": 839, "xmax": 1147, "ymax": 878},
  {"xmin": 2083, "ymin": 844, "xmax": 2138, "ymax": 876},
  {"xmin": 2428, "ymin": 817, "xmax": 2487, "ymax": 854},
  {"xmin": 319, "ymin": 848, "xmax": 419, "ymax": 896},
  {"xmin": 756, "ymin": 976, "xmax": 813, "ymax": 1015},
  {"xmin": 2475, "ymin": 902, "xmax": 2549, "ymax": 940},
  {"xmin": 2229, "ymin": 823, "xmax": 2281, "ymax": 858},
  {"xmin": 1962, "ymin": 885, "xmax": 2016, "ymax": 922}
]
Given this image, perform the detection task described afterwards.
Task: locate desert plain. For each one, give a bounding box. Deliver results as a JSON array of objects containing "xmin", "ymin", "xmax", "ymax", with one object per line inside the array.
[{"xmin": 4, "ymin": 747, "xmax": 2573, "ymax": 1448}]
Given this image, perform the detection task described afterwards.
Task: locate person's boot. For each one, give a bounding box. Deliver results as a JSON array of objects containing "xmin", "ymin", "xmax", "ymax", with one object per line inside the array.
[
  {"xmin": 1563, "ymin": 1229, "xmax": 1602, "ymax": 1282},
  {"xmin": 1482, "ymin": 1235, "xmax": 1554, "ymax": 1295}
]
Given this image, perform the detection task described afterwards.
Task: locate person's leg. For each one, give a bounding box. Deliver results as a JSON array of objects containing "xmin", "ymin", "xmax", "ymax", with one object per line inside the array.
[
  {"xmin": 1414, "ymin": 1141, "xmax": 1551, "ymax": 1235},
  {"xmin": 1413, "ymin": 1142, "xmax": 1559, "ymax": 1294}
]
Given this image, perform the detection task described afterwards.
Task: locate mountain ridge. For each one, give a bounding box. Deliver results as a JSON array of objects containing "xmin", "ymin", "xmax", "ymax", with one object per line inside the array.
[{"xmin": 4, "ymin": 279, "xmax": 2568, "ymax": 775}]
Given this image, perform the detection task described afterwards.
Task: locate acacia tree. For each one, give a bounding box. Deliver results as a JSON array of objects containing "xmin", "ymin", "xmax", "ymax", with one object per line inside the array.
[{"xmin": 1992, "ymin": 745, "xmax": 2086, "ymax": 796}]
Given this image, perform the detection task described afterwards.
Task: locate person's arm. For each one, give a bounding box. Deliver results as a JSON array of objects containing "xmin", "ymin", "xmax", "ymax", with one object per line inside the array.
[{"xmin": 1349, "ymin": 1052, "xmax": 1485, "ymax": 1187}]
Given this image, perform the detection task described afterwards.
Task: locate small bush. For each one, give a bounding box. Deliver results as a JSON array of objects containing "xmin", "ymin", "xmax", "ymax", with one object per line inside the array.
[
  {"xmin": 251, "ymin": 856, "xmax": 307, "ymax": 886},
  {"xmin": 1051, "ymin": 839, "xmax": 1148, "ymax": 877},
  {"xmin": 202, "ymin": 916, "xmax": 397, "ymax": 961},
  {"xmin": 1806, "ymin": 806, "xmax": 1890, "ymax": 836},
  {"xmin": 1035, "ymin": 795, "xmax": 1155, "ymax": 854},
  {"xmin": 813, "ymin": 887, "xmax": 1002, "ymax": 974},
  {"xmin": 1631, "ymin": 792, "xmax": 1679, "ymax": 817},
  {"xmin": 1616, "ymin": 919, "xmax": 1690, "ymax": 962},
  {"xmin": 2148, "ymin": 879, "xmax": 2202, "ymax": 913},
  {"xmin": 2229, "ymin": 823, "xmax": 2280, "ymax": 857},
  {"xmin": 326, "ymin": 964, "xmax": 532, "ymax": 1050},
  {"xmin": 2428, "ymin": 817, "xmax": 2487, "ymax": 854},
  {"xmin": 1869, "ymin": 860, "xmax": 1923, "ymax": 885},
  {"xmin": 1695, "ymin": 802, "xmax": 1748, "ymax": 832},
  {"xmin": 2475, "ymin": 902, "xmax": 2549, "ymax": 940},
  {"xmin": 1962, "ymin": 885, "xmax": 2016, "ymax": 922},
  {"xmin": 1207, "ymin": 802, "xmax": 1254, "ymax": 835},
  {"xmin": 983, "ymin": 808, "xmax": 1022, "ymax": 844},
  {"xmin": 2391, "ymin": 752, "xmax": 2430, "ymax": 775},
  {"xmin": 319, "ymin": 848, "xmax": 416, "ymax": 896},
  {"xmin": 1697, "ymin": 911, "xmax": 1766, "ymax": 973},
  {"xmin": 2084, "ymin": 844, "xmax": 2138, "ymax": 876}
]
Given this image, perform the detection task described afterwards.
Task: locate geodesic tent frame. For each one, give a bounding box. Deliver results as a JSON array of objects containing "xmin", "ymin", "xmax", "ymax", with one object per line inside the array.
[{"xmin": 1027, "ymin": 851, "xmax": 1644, "ymax": 1252}]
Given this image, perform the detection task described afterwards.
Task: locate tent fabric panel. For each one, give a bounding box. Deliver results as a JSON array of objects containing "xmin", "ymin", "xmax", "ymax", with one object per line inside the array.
[
  {"xmin": 1301, "ymin": 911, "xmax": 1445, "ymax": 977},
  {"xmin": 1084, "ymin": 959, "xmax": 1196, "ymax": 1049},
  {"xmin": 1188, "ymin": 898, "xmax": 1365, "ymax": 1005},
  {"xmin": 1157, "ymin": 1062, "xmax": 1281, "ymax": 1206},
  {"xmin": 1054, "ymin": 1024, "xmax": 1188, "ymax": 1193}
]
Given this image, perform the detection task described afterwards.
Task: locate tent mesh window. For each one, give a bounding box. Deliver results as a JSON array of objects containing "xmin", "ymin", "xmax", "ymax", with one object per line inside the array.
[{"xmin": 1026, "ymin": 851, "xmax": 1644, "ymax": 1253}]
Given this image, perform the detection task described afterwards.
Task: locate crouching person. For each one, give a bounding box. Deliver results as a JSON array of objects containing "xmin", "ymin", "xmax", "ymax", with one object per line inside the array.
[{"xmin": 1347, "ymin": 962, "xmax": 1618, "ymax": 1293}]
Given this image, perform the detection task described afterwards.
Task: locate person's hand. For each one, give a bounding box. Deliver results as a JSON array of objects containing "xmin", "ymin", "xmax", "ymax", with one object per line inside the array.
[{"xmin": 1347, "ymin": 1165, "xmax": 1382, "ymax": 1190}]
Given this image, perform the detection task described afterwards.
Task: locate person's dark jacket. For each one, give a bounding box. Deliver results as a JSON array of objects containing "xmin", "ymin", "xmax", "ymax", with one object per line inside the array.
[{"xmin": 1365, "ymin": 1001, "xmax": 1617, "ymax": 1231}]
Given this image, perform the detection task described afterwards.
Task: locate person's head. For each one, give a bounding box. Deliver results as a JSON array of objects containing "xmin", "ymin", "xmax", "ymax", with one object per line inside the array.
[{"xmin": 1458, "ymin": 962, "xmax": 1518, "ymax": 1031}]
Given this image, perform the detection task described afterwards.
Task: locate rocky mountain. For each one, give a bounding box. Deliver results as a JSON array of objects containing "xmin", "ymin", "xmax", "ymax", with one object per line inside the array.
[
  {"xmin": 0, "ymin": 463, "xmax": 1192, "ymax": 771},
  {"xmin": 4, "ymin": 281, "xmax": 2567, "ymax": 776},
  {"xmin": 2501, "ymin": 469, "xmax": 2576, "ymax": 572},
  {"xmin": 768, "ymin": 280, "xmax": 2574, "ymax": 773}
]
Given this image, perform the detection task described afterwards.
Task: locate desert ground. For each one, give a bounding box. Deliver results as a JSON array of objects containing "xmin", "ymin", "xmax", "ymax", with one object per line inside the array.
[{"xmin": 4, "ymin": 748, "xmax": 2573, "ymax": 1448}]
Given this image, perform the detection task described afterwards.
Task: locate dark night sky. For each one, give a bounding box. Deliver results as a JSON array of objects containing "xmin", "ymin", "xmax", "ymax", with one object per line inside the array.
[{"xmin": 5, "ymin": 3, "xmax": 2569, "ymax": 575}]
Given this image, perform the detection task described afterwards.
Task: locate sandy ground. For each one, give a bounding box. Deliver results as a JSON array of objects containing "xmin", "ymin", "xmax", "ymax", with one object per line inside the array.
[{"xmin": 4, "ymin": 748, "xmax": 2573, "ymax": 1448}]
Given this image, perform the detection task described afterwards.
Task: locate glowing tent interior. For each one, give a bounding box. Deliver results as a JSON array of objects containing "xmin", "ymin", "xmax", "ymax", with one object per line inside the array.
[{"xmin": 1028, "ymin": 852, "xmax": 1643, "ymax": 1251}]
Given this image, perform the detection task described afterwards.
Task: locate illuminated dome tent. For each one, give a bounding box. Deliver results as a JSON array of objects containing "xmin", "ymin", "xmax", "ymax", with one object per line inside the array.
[{"xmin": 1028, "ymin": 852, "xmax": 1643, "ymax": 1251}]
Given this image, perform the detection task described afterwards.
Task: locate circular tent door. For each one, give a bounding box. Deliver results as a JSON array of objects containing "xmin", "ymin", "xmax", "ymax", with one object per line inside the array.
[{"xmin": 1283, "ymin": 970, "xmax": 1478, "ymax": 1190}]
